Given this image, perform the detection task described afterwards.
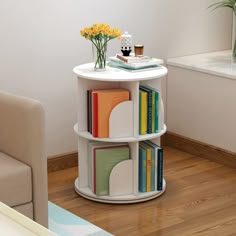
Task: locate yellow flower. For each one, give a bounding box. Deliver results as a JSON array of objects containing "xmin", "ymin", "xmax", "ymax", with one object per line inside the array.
[{"xmin": 80, "ymin": 23, "xmax": 121, "ymax": 41}]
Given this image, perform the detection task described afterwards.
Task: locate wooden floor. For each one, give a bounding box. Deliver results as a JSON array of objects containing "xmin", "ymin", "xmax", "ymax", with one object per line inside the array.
[{"xmin": 48, "ymin": 146, "xmax": 236, "ymax": 236}]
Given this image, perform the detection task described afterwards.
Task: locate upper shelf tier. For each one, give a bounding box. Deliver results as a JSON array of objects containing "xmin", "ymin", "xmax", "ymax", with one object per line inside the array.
[{"xmin": 73, "ymin": 63, "xmax": 168, "ymax": 82}]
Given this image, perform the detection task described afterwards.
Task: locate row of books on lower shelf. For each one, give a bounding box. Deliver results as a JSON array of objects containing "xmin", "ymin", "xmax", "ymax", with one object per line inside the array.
[{"xmin": 88, "ymin": 141, "xmax": 163, "ymax": 196}]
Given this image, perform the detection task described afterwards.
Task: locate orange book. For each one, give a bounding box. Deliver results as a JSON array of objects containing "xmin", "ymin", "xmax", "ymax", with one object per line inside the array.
[{"xmin": 96, "ymin": 89, "xmax": 130, "ymax": 138}]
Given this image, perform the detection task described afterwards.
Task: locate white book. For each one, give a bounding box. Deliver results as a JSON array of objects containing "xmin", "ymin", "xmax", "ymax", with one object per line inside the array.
[{"xmin": 109, "ymin": 56, "xmax": 163, "ymax": 69}]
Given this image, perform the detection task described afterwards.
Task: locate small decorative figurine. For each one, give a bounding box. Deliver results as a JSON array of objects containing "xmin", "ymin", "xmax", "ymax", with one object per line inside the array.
[{"xmin": 121, "ymin": 31, "xmax": 132, "ymax": 56}]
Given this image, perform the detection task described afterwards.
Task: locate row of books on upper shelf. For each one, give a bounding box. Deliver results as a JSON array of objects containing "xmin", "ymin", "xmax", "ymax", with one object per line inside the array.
[
  {"xmin": 108, "ymin": 54, "xmax": 164, "ymax": 72},
  {"xmin": 88, "ymin": 141, "xmax": 163, "ymax": 196},
  {"xmin": 139, "ymin": 85, "xmax": 160, "ymax": 135},
  {"xmin": 87, "ymin": 86, "xmax": 161, "ymax": 138},
  {"xmin": 139, "ymin": 141, "xmax": 163, "ymax": 192},
  {"xmin": 87, "ymin": 88, "xmax": 130, "ymax": 138}
]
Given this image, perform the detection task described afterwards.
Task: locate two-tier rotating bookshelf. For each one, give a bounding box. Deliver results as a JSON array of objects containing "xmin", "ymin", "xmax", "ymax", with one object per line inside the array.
[{"xmin": 73, "ymin": 63, "xmax": 168, "ymax": 204}]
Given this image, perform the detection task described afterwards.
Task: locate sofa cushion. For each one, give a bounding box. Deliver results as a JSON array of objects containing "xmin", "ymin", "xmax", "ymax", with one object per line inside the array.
[{"xmin": 0, "ymin": 152, "xmax": 32, "ymax": 207}]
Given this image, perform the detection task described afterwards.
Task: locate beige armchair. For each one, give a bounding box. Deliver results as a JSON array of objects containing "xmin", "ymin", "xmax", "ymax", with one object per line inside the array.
[{"xmin": 0, "ymin": 91, "xmax": 48, "ymax": 227}]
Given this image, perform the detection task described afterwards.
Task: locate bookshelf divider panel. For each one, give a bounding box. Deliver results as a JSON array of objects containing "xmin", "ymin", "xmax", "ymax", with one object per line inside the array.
[
  {"xmin": 129, "ymin": 141, "xmax": 139, "ymax": 195},
  {"xmin": 160, "ymin": 97, "xmax": 165, "ymax": 131},
  {"xmin": 120, "ymin": 81, "xmax": 139, "ymax": 138},
  {"xmin": 109, "ymin": 101, "xmax": 133, "ymax": 138},
  {"xmin": 73, "ymin": 63, "xmax": 167, "ymax": 203},
  {"xmin": 109, "ymin": 159, "xmax": 133, "ymax": 196}
]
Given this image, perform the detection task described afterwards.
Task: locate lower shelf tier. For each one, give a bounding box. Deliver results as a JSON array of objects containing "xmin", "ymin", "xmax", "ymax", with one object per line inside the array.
[{"xmin": 74, "ymin": 177, "xmax": 166, "ymax": 204}]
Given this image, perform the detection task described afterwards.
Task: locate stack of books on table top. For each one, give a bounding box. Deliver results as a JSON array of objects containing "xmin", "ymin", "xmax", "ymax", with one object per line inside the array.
[{"xmin": 108, "ymin": 54, "xmax": 164, "ymax": 72}]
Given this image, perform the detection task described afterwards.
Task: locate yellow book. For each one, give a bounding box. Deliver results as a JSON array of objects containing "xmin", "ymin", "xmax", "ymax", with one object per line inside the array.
[{"xmin": 140, "ymin": 90, "xmax": 147, "ymax": 135}]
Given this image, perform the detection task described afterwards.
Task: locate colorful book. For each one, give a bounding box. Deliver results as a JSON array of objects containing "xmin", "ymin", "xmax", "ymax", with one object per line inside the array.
[
  {"xmin": 96, "ymin": 89, "xmax": 130, "ymax": 138},
  {"xmin": 139, "ymin": 90, "xmax": 147, "ymax": 135},
  {"xmin": 109, "ymin": 56, "xmax": 163, "ymax": 69},
  {"xmin": 139, "ymin": 86, "xmax": 153, "ymax": 134},
  {"xmin": 93, "ymin": 145, "xmax": 130, "ymax": 196},
  {"xmin": 144, "ymin": 140, "xmax": 163, "ymax": 191},
  {"xmin": 138, "ymin": 146, "xmax": 147, "ymax": 192},
  {"xmin": 142, "ymin": 85, "xmax": 160, "ymax": 133},
  {"xmin": 140, "ymin": 142, "xmax": 155, "ymax": 191},
  {"xmin": 139, "ymin": 142, "xmax": 152, "ymax": 192}
]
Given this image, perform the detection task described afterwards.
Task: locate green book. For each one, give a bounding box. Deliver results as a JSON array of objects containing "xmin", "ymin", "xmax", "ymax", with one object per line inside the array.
[
  {"xmin": 141, "ymin": 85, "xmax": 159, "ymax": 133},
  {"xmin": 94, "ymin": 145, "xmax": 130, "ymax": 196}
]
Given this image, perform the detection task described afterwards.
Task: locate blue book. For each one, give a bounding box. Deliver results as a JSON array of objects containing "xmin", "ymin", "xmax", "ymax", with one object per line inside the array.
[
  {"xmin": 138, "ymin": 146, "xmax": 147, "ymax": 192},
  {"xmin": 157, "ymin": 147, "xmax": 163, "ymax": 191}
]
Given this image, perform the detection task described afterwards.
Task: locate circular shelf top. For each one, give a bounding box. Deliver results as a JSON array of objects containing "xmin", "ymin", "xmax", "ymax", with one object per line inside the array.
[{"xmin": 73, "ymin": 63, "xmax": 168, "ymax": 82}]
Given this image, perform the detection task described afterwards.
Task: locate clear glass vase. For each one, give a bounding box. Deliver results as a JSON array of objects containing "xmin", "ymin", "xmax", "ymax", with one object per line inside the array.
[
  {"xmin": 92, "ymin": 42, "xmax": 107, "ymax": 71},
  {"xmin": 232, "ymin": 13, "xmax": 236, "ymax": 60}
]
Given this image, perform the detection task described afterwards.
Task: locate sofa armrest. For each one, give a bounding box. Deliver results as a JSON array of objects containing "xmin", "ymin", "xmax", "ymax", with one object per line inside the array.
[{"xmin": 0, "ymin": 91, "xmax": 48, "ymax": 227}]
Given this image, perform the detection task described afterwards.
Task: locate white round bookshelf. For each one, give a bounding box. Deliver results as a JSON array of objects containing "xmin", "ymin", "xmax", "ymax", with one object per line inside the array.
[{"xmin": 73, "ymin": 63, "xmax": 168, "ymax": 204}]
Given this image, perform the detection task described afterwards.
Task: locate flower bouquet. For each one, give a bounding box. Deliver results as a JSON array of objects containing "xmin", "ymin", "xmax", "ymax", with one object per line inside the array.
[{"xmin": 80, "ymin": 23, "xmax": 121, "ymax": 70}]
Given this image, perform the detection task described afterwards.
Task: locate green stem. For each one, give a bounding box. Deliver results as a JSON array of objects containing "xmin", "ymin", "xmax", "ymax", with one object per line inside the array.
[{"xmin": 91, "ymin": 38, "xmax": 108, "ymax": 69}]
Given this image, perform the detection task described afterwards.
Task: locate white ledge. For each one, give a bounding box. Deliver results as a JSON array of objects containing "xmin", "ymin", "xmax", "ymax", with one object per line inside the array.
[{"xmin": 167, "ymin": 50, "xmax": 236, "ymax": 80}]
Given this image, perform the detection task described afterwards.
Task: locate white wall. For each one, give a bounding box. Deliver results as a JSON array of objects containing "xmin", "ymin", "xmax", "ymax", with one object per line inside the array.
[{"xmin": 0, "ymin": 0, "xmax": 232, "ymax": 156}]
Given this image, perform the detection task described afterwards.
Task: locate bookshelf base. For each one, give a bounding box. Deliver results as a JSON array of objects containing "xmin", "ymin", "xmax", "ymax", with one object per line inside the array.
[{"xmin": 74, "ymin": 178, "xmax": 166, "ymax": 204}]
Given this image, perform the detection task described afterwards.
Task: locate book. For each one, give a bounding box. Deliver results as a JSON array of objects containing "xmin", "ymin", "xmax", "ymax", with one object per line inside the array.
[
  {"xmin": 140, "ymin": 85, "xmax": 160, "ymax": 133},
  {"xmin": 116, "ymin": 54, "xmax": 151, "ymax": 63},
  {"xmin": 88, "ymin": 141, "xmax": 127, "ymax": 191},
  {"xmin": 93, "ymin": 145, "xmax": 130, "ymax": 196},
  {"xmin": 144, "ymin": 140, "xmax": 163, "ymax": 191},
  {"xmin": 140, "ymin": 142, "xmax": 155, "ymax": 191},
  {"xmin": 88, "ymin": 88, "xmax": 116, "ymax": 135},
  {"xmin": 109, "ymin": 62, "xmax": 161, "ymax": 73},
  {"xmin": 138, "ymin": 146, "xmax": 147, "ymax": 192},
  {"xmin": 92, "ymin": 91, "xmax": 98, "ymax": 137},
  {"xmin": 142, "ymin": 85, "xmax": 160, "ymax": 133},
  {"xmin": 96, "ymin": 89, "xmax": 130, "ymax": 138},
  {"xmin": 109, "ymin": 56, "xmax": 163, "ymax": 69},
  {"xmin": 139, "ymin": 90, "xmax": 147, "ymax": 135},
  {"xmin": 139, "ymin": 86, "xmax": 153, "ymax": 134},
  {"xmin": 87, "ymin": 90, "xmax": 91, "ymax": 132},
  {"xmin": 139, "ymin": 142, "xmax": 152, "ymax": 192}
]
